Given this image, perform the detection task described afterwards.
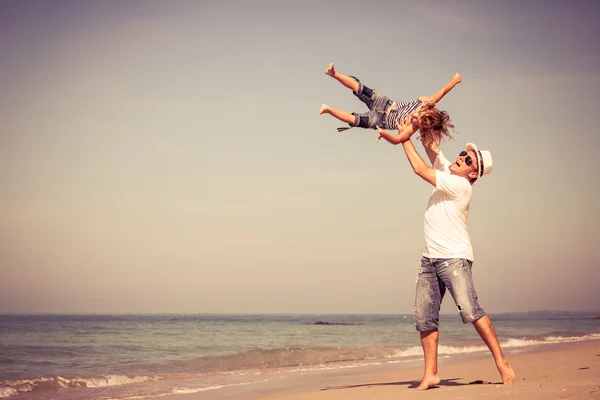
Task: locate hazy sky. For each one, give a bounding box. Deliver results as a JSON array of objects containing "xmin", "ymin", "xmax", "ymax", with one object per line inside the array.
[{"xmin": 1, "ymin": 0, "xmax": 599, "ymax": 314}]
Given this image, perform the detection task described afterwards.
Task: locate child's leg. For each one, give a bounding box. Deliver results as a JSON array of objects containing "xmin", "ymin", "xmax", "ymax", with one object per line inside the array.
[
  {"xmin": 320, "ymin": 105, "xmax": 383, "ymax": 130},
  {"xmin": 325, "ymin": 62, "xmax": 360, "ymax": 93},
  {"xmin": 325, "ymin": 62, "xmax": 379, "ymax": 110},
  {"xmin": 319, "ymin": 104, "xmax": 355, "ymax": 125}
]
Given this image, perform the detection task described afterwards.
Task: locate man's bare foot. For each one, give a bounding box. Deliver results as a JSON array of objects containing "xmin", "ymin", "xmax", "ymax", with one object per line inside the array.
[
  {"xmin": 416, "ymin": 375, "xmax": 441, "ymax": 391},
  {"xmin": 453, "ymin": 72, "xmax": 462, "ymax": 84},
  {"xmin": 319, "ymin": 104, "xmax": 330, "ymax": 114},
  {"xmin": 498, "ymin": 361, "xmax": 515, "ymax": 384},
  {"xmin": 325, "ymin": 62, "xmax": 336, "ymax": 77}
]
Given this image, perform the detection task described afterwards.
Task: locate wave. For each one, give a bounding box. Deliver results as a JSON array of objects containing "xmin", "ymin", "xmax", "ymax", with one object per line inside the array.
[
  {"xmin": 390, "ymin": 332, "xmax": 600, "ymax": 359},
  {"xmin": 0, "ymin": 375, "xmax": 160, "ymax": 398},
  {"xmin": 161, "ymin": 345, "xmax": 400, "ymax": 374},
  {"xmin": 212, "ymin": 332, "xmax": 600, "ymax": 371},
  {"xmin": 0, "ymin": 376, "xmax": 268, "ymax": 400},
  {"xmin": 101, "ymin": 380, "xmax": 270, "ymax": 400}
]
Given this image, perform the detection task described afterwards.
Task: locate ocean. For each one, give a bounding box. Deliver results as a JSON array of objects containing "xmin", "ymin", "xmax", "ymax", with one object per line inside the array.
[{"xmin": 1, "ymin": 313, "xmax": 599, "ymax": 400}]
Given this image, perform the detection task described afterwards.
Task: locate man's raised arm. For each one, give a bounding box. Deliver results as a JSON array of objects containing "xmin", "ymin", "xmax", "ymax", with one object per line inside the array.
[
  {"xmin": 402, "ymin": 139, "xmax": 437, "ymax": 187},
  {"xmin": 422, "ymin": 138, "xmax": 441, "ymax": 166}
]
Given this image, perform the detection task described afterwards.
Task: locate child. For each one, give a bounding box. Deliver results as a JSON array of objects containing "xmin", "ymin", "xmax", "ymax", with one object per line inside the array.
[{"xmin": 319, "ymin": 62, "xmax": 461, "ymax": 147}]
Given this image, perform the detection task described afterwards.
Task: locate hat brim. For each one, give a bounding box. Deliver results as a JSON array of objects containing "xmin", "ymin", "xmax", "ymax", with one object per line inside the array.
[{"xmin": 465, "ymin": 143, "xmax": 483, "ymax": 185}]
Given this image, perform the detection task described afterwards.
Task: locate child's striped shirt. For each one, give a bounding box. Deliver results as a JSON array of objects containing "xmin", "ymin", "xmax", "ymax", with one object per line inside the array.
[{"xmin": 384, "ymin": 100, "xmax": 422, "ymax": 130}]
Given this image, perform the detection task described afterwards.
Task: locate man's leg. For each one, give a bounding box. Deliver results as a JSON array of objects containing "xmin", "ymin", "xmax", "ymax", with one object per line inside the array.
[
  {"xmin": 319, "ymin": 105, "xmax": 355, "ymax": 125},
  {"xmin": 439, "ymin": 259, "xmax": 515, "ymax": 384},
  {"xmin": 418, "ymin": 329, "xmax": 441, "ymax": 390},
  {"xmin": 414, "ymin": 257, "xmax": 445, "ymax": 390},
  {"xmin": 472, "ymin": 316, "xmax": 515, "ymax": 384},
  {"xmin": 325, "ymin": 62, "xmax": 360, "ymax": 93}
]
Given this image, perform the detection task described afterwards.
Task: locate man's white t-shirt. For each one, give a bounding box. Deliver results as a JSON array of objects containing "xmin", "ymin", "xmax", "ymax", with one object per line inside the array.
[{"xmin": 423, "ymin": 151, "xmax": 474, "ymax": 261}]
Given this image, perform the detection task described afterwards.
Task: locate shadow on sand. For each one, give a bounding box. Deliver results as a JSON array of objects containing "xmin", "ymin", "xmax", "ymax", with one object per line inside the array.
[{"xmin": 322, "ymin": 378, "xmax": 498, "ymax": 391}]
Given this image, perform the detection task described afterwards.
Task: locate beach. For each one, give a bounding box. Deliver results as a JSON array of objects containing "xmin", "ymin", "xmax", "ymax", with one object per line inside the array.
[
  {"xmin": 255, "ymin": 340, "xmax": 600, "ymax": 400},
  {"xmin": 165, "ymin": 339, "xmax": 600, "ymax": 400}
]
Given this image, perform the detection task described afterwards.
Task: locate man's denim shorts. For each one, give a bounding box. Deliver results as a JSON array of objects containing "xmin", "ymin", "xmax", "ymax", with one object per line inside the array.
[{"xmin": 413, "ymin": 256, "xmax": 486, "ymax": 332}]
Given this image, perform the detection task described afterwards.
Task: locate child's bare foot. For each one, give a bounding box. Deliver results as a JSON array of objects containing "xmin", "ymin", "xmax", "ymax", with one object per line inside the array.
[
  {"xmin": 319, "ymin": 104, "xmax": 330, "ymax": 114},
  {"xmin": 416, "ymin": 374, "xmax": 441, "ymax": 391},
  {"xmin": 453, "ymin": 72, "xmax": 462, "ymax": 84},
  {"xmin": 325, "ymin": 62, "xmax": 336, "ymax": 77},
  {"xmin": 498, "ymin": 361, "xmax": 515, "ymax": 384}
]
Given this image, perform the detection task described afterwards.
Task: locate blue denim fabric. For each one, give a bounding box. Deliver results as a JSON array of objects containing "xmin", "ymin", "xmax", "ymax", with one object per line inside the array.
[
  {"xmin": 351, "ymin": 81, "xmax": 391, "ymax": 129},
  {"xmin": 413, "ymin": 257, "xmax": 486, "ymax": 332}
]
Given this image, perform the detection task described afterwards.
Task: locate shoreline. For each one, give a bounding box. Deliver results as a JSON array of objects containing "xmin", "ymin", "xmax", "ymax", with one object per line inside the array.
[{"xmin": 167, "ymin": 339, "xmax": 600, "ymax": 400}]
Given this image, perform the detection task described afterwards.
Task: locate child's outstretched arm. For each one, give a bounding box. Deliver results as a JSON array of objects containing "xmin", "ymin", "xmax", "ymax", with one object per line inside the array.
[
  {"xmin": 375, "ymin": 115, "xmax": 416, "ymax": 145},
  {"xmin": 422, "ymin": 73, "xmax": 462, "ymax": 106}
]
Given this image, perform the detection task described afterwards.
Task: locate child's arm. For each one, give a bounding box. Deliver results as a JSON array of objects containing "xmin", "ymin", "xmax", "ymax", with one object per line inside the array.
[
  {"xmin": 421, "ymin": 73, "xmax": 462, "ymax": 106},
  {"xmin": 375, "ymin": 116, "xmax": 417, "ymax": 145}
]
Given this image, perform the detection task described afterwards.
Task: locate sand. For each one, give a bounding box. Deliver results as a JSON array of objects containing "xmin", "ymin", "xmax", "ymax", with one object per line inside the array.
[
  {"xmin": 170, "ymin": 340, "xmax": 600, "ymax": 400},
  {"xmin": 254, "ymin": 340, "xmax": 600, "ymax": 400}
]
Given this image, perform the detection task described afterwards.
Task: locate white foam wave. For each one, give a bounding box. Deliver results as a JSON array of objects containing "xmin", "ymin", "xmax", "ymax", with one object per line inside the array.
[
  {"xmin": 392, "ymin": 346, "xmax": 425, "ymax": 358},
  {"xmin": 390, "ymin": 345, "xmax": 489, "ymax": 358},
  {"xmin": 0, "ymin": 375, "xmax": 160, "ymax": 398},
  {"xmin": 101, "ymin": 387, "xmax": 226, "ymax": 400},
  {"xmin": 543, "ymin": 333, "xmax": 600, "ymax": 342},
  {"xmin": 0, "ymin": 388, "xmax": 19, "ymax": 399},
  {"xmin": 389, "ymin": 333, "xmax": 600, "ymax": 359},
  {"xmin": 503, "ymin": 333, "xmax": 600, "ymax": 348},
  {"xmin": 82, "ymin": 375, "xmax": 160, "ymax": 388},
  {"xmin": 173, "ymin": 386, "xmax": 223, "ymax": 394},
  {"xmin": 103, "ymin": 380, "xmax": 270, "ymax": 400}
]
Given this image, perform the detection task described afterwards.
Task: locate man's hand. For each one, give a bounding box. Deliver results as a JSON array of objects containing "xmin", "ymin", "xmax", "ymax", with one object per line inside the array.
[
  {"xmin": 397, "ymin": 114, "xmax": 413, "ymax": 134},
  {"xmin": 376, "ymin": 116, "xmax": 416, "ymax": 145}
]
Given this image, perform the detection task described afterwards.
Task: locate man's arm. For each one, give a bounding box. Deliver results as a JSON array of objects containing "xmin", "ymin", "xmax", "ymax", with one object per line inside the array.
[
  {"xmin": 402, "ymin": 139, "xmax": 437, "ymax": 187},
  {"xmin": 422, "ymin": 139, "xmax": 440, "ymax": 165},
  {"xmin": 423, "ymin": 73, "xmax": 462, "ymax": 106}
]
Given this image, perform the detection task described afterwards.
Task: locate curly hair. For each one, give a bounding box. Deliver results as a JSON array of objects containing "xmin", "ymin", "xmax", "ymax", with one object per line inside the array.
[{"xmin": 417, "ymin": 104, "xmax": 457, "ymax": 148}]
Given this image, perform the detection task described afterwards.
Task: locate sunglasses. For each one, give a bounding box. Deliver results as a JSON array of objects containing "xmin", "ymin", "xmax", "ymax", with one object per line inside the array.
[{"xmin": 459, "ymin": 151, "xmax": 478, "ymax": 171}]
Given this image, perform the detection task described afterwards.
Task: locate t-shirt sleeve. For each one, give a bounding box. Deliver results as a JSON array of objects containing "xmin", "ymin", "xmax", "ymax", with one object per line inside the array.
[
  {"xmin": 436, "ymin": 171, "xmax": 472, "ymax": 199},
  {"xmin": 433, "ymin": 151, "xmax": 452, "ymax": 172}
]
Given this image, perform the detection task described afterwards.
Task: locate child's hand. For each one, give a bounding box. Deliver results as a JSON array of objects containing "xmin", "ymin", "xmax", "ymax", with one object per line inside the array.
[
  {"xmin": 418, "ymin": 96, "xmax": 436, "ymax": 108},
  {"xmin": 375, "ymin": 125, "xmax": 386, "ymax": 143}
]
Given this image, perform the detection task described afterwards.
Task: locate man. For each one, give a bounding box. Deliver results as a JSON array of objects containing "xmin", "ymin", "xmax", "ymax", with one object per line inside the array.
[{"xmin": 377, "ymin": 116, "xmax": 515, "ymax": 390}]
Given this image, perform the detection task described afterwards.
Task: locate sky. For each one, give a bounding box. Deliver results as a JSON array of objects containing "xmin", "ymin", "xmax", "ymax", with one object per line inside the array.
[{"xmin": 1, "ymin": 0, "xmax": 599, "ymax": 315}]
